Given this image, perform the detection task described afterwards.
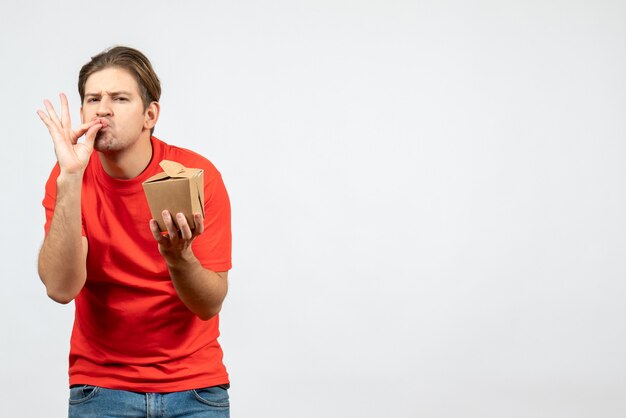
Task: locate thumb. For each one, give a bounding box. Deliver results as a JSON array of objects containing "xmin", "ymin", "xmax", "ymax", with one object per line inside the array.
[{"xmin": 83, "ymin": 123, "xmax": 102, "ymax": 152}]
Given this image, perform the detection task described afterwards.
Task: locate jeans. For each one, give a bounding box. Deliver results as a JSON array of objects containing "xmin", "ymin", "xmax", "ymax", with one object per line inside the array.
[{"xmin": 68, "ymin": 385, "xmax": 230, "ymax": 418}]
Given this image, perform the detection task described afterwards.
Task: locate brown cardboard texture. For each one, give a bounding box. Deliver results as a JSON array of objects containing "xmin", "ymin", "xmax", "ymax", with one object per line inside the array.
[{"xmin": 142, "ymin": 160, "xmax": 204, "ymax": 232}]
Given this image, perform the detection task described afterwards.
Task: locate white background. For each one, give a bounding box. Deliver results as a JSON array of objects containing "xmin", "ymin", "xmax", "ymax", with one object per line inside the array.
[{"xmin": 1, "ymin": 1, "xmax": 625, "ymax": 417}]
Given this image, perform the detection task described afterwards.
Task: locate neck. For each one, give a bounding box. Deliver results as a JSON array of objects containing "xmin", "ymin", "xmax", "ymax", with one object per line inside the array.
[{"xmin": 98, "ymin": 135, "xmax": 153, "ymax": 179}]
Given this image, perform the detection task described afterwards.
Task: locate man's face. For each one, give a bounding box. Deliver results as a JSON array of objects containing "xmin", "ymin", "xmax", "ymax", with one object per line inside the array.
[{"xmin": 81, "ymin": 67, "xmax": 155, "ymax": 153}]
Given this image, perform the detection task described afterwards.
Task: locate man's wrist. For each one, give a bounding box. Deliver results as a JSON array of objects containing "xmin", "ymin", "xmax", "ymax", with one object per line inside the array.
[
  {"xmin": 56, "ymin": 171, "xmax": 85, "ymax": 188},
  {"xmin": 164, "ymin": 247, "xmax": 197, "ymax": 268}
]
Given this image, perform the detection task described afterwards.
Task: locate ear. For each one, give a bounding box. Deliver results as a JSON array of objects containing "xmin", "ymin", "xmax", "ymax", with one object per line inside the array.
[{"xmin": 144, "ymin": 101, "xmax": 160, "ymax": 130}]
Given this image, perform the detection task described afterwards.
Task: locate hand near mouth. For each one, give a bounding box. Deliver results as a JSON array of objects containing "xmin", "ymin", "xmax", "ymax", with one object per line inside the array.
[{"xmin": 37, "ymin": 93, "xmax": 106, "ymax": 176}]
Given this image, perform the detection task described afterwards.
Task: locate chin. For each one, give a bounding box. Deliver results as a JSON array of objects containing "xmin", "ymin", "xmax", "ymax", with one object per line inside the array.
[
  {"xmin": 94, "ymin": 142, "xmax": 121, "ymax": 153},
  {"xmin": 94, "ymin": 133, "xmax": 117, "ymax": 152},
  {"xmin": 94, "ymin": 139, "xmax": 110, "ymax": 152}
]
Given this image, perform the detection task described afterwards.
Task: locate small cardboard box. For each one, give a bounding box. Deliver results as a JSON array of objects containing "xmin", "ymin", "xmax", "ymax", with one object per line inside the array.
[{"xmin": 142, "ymin": 160, "xmax": 204, "ymax": 231}]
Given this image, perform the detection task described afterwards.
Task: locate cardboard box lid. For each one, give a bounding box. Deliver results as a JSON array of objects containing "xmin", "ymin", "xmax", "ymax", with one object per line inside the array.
[{"xmin": 144, "ymin": 160, "xmax": 202, "ymax": 183}]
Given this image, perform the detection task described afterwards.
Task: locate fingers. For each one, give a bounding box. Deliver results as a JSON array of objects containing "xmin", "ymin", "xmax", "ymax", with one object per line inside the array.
[
  {"xmin": 36, "ymin": 109, "xmax": 54, "ymax": 130},
  {"xmin": 193, "ymin": 213, "xmax": 204, "ymax": 235},
  {"xmin": 154, "ymin": 211, "xmax": 201, "ymax": 249},
  {"xmin": 72, "ymin": 120, "xmax": 103, "ymax": 143},
  {"xmin": 43, "ymin": 98, "xmax": 62, "ymax": 126},
  {"xmin": 37, "ymin": 94, "xmax": 73, "ymax": 138},
  {"xmin": 83, "ymin": 122, "xmax": 103, "ymax": 151},
  {"xmin": 149, "ymin": 219, "xmax": 163, "ymax": 242},
  {"xmin": 162, "ymin": 210, "xmax": 179, "ymax": 239},
  {"xmin": 37, "ymin": 104, "xmax": 66, "ymax": 149},
  {"xmin": 177, "ymin": 213, "xmax": 193, "ymax": 240},
  {"xmin": 160, "ymin": 211, "xmax": 197, "ymax": 241},
  {"xmin": 60, "ymin": 93, "xmax": 71, "ymax": 130},
  {"xmin": 38, "ymin": 93, "xmax": 100, "ymax": 139},
  {"xmin": 37, "ymin": 106, "xmax": 59, "ymax": 133}
]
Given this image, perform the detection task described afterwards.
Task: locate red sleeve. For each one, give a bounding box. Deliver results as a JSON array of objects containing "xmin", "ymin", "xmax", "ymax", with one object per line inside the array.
[
  {"xmin": 192, "ymin": 171, "xmax": 232, "ymax": 272},
  {"xmin": 42, "ymin": 163, "xmax": 87, "ymax": 237}
]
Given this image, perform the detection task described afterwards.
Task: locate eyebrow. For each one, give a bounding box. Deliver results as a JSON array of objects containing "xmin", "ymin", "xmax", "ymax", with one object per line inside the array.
[{"xmin": 84, "ymin": 90, "xmax": 133, "ymax": 97}]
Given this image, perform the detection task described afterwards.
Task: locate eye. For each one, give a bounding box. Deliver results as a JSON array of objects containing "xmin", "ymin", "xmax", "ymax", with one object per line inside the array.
[
  {"xmin": 114, "ymin": 97, "xmax": 128, "ymax": 102},
  {"xmin": 87, "ymin": 98, "xmax": 100, "ymax": 103}
]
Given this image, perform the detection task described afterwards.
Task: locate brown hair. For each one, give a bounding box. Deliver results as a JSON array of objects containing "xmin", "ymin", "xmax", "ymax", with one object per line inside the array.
[{"xmin": 78, "ymin": 46, "xmax": 161, "ymax": 110}]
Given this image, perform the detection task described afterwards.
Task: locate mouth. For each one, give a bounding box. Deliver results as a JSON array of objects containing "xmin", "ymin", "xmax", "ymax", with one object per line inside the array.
[{"xmin": 93, "ymin": 117, "xmax": 110, "ymax": 129}]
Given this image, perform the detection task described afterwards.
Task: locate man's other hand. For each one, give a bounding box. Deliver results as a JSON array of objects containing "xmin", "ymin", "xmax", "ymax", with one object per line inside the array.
[{"xmin": 149, "ymin": 211, "xmax": 204, "ymax": 261}]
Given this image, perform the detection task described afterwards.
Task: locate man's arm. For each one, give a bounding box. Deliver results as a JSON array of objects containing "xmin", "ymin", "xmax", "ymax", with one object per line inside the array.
[
  {"xmin": 36, "ymin": 93, "xmax": 104, "ymax": 303},
  {"xmin": 150, "ymin": 211, "xmax": 229, "ymax": 320},
  {"xmin": 38, "ymin": 175, "xmax": 89, "ymax": 304}
]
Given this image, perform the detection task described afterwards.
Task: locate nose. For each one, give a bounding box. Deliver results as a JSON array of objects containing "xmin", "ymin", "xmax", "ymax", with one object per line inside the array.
[{"xmin": 96, "ymin": 96, "xmax": 112, "ymax": 117}]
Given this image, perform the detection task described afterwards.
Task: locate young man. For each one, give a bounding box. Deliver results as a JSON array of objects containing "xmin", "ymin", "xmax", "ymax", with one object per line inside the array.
[{"xmin": 37, "ymin": 46, "xmax": 232, "ymax": 418}]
